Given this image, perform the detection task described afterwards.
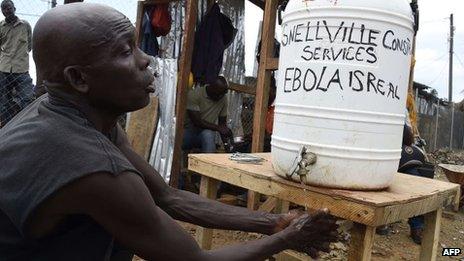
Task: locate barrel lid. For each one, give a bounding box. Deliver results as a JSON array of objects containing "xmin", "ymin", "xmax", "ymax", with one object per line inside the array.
[{"xmin": 284, "ymin": 0, "xmax": 414, "ymax": 22}]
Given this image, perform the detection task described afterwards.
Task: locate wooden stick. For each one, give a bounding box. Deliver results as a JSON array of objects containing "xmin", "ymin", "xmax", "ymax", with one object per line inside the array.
[
  {"xmin": 420, "ymin": 209, "xmax": 442, "ymax": 261},
  {"xmin": 248, "ymin": 0, "xmax": 279, "ymax": 211},
  {"xmin": 347, "ymin": 223, "xmax": 375, "ymax": 261},
  {"xmin": 170, "ymin": 0, "xmax": 198, "ymax": 187},
  {"xmin": 196, "ymin": 176, "xmax": 219, "ymax": 250}
]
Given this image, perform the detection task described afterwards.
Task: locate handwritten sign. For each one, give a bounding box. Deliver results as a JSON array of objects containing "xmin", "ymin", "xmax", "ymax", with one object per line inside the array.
[{"xmin": 280, "ymin": 19, "xmax": 412, "ymax": 101}]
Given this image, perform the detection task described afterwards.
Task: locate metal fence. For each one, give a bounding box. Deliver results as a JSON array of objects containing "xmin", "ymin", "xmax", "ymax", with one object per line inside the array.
[{"xmin": 417, "ymin": 96, "xmax": 464, "ymax": 151}]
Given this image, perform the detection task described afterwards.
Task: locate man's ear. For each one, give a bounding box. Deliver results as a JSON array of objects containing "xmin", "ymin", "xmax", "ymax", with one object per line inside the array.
[{"xmin": 63, "ymin": 66, "xmax": 89, "ymax": 94}]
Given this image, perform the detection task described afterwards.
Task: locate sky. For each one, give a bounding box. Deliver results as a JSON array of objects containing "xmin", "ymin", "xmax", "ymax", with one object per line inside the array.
[{"xmin": 3, "ymin": 0, "xmax": 463, "ymax": 102}]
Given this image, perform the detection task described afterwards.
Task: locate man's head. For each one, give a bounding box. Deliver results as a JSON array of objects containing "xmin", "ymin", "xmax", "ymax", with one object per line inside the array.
[
  {"xmin": 206, "ymin": 76, "xmax": 228, "ymax": 101},
  {"xmin": 1, "ymin": 0, "xmax": 16, "ymax": 21},
  {"xmin": 33, "ymin": 3, "xmax": 154, "ymax": 114},
  {"xmin": 64, "ymin": 0, "xmax": 84, "ymax": 4}
]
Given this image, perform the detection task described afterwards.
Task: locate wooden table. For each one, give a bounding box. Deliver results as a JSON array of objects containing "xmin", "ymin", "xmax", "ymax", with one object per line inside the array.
[{"xmin": 188, "ymin": 153, "xmax": 461, "ymax": 261}]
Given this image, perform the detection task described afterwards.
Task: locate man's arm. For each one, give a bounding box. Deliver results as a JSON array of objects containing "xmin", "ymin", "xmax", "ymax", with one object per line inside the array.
[
  {"xmin": 116, "ymin": 136, "xmax": 287, "ymax": 235},
  {"xmin": 188, "ymin": 110, "xmax": 231, "ymax": 138},
  {"xmin": 26, "ymin": 171, "xmax": 337, "ymax": 260},
  {"xmin": 26, "ymin": 22, "xmax": 32, "ymax": 52}
]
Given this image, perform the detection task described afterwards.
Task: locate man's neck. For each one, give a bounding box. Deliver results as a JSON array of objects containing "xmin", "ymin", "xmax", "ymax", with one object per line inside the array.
[
  {"xmin": 47, "ymin": 86, "xmax": 120, "ymax": 134},
  {"xmin": 5, "ymin": 16, "xmax": 18, "ymax": 24}
]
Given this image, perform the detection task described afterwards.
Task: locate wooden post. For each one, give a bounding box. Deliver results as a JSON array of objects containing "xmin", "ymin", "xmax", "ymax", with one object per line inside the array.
[
  {"xmin": 196, "ymin": 176, "xmax": 219, "ymax": 250},
  {"xmin": 170, "ymin": 0, "xmax": 198, "ymax": 187},
  {"xmin": 347, "ymin": 223, "xmax": 375, "ymax": 261},
  {"xmin": 248, "ymin": 0, "xmax": 279, "ymax": 211},
  {"xmin": 420, "ymin": 209, "xmax": 442, "ymax": 261},
  {"xmin": 135, "ymin": 1, "xmax": 145, "ymax": 45},
  {"xmin": 126, "ymin": 97, "xmax": 159, "ymax": 160},
  {"xmin": 251, "ymin": 0, "xmax": 278, "ymax": 153}
]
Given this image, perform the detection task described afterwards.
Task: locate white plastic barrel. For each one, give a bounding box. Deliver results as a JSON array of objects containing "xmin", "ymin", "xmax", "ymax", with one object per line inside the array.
[{"xmin": 272, "ymin": 0, "xmax": 415, "ymax": 189}]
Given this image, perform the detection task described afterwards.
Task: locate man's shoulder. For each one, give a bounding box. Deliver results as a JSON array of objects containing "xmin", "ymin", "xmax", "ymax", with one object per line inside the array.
[{"xmin": 19, "ymin": 19, "xmax": 31, "ymax": 28}]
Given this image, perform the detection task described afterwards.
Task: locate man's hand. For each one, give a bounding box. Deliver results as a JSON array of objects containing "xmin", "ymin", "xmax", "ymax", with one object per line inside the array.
[
  {"xmin": 218, "ymin": 124, "xmax": 232, "ymax": 137},
  {"xmin": 268, "ymin": 210, "xmax": 303, "ymax": 235},
  {"xmin": 282, "ymin": 209, "xmax": 339, "ymax": 258}
]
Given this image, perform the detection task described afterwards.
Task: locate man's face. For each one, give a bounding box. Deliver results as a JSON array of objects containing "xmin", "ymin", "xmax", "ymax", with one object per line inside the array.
[
  {"xmin": 83, "ymin": 20, "xmax": 154, "ymax": 114},
  {"xmin": 1, "ymin": 2, "xmax": 16, "ymax": 20},
  {"xmin": 206, "ymin": 82, "xmax": 228, "ymax": 102}
]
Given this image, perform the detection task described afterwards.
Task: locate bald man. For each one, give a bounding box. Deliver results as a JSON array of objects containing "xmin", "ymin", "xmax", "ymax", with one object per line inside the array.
[{"xmin": 0, "ymin": 3, "xmax": 337, "ymax": 260}]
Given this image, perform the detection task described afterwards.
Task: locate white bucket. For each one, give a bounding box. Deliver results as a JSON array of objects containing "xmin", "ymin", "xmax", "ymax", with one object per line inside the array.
[{"xmin": 272, "ymin": 0, "xmax": 415, "ymax": 190}]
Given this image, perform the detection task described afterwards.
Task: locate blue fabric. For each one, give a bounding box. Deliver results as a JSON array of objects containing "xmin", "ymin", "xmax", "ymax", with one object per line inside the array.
[
  {"xmin": 182, "ymin": 126, "xmax": 217, "ymax": 153},
  {"xmin": 408, "ymin": 215, "xmax": 424, "ymax": 230},
  {"xmin": 402, "ymin": 167, "xmax": 424, "ymax": 229},
  {"xmin": 0, "ymin": 72, "xmax": 34, "ymax": 126},
  {"xmin": 140, "ymin": 10, "xmax": 159, "ymax": 57}
]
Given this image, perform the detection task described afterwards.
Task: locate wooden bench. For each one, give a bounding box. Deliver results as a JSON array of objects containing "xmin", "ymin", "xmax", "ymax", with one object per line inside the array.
[{"xmin": 188, "ymin": 153, "xmax": 460, "ymax": 261}]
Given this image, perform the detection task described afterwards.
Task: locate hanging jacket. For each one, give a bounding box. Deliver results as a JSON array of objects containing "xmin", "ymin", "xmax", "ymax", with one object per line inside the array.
[{"xmin": 191, "ymin": 3, "xmax": 237, "ymax": 84}]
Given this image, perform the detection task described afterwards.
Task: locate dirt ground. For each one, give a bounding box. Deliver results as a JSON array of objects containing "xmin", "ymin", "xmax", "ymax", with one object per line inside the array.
[{"xmin": 134, "ymin": 150, "xmax": 464, "ymax": 260}]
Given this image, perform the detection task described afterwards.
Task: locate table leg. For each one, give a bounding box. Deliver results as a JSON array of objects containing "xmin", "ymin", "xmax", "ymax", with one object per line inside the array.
[
  {"xmin": 196, "ymin": 176, "xmax": 219, "ymax": 250},
  {"xmin": 347, "ymin": 223, "xmax": 375, "ymax": 261},
  {"xmin": 419, "ymin": 208, "xmax": 442, "ymax": 261},
  {"xmin": 274, "ymin": 199, "xmax": 290, "ymax": 214},
  {"xmin": 247, "ymin": 191, "xmax": 260, "ymax": 210}
]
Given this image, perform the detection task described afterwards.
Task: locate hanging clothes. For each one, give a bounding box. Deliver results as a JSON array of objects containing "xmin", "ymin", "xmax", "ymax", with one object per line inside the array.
[
  {"xmin": 192, "ymin": 3, "xmax": 237, "ymax": 84},
  {"xmin": 140, "ymin": 8, "xmax": 159, "ymax": 57}
]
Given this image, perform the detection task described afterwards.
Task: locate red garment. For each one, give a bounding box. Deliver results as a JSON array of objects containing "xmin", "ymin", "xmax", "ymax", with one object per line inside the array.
[{"xmin": 151, "ymin": 4, "xmax": 171, "ymax": 36}]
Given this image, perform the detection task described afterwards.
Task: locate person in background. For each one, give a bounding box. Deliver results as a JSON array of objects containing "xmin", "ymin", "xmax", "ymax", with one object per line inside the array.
[
  {"xmin": 183, "ymin": 76, "xmax": 232, "ymax": 153},
  {"xmin": 376, "ymin": 124, "xmax": 429, "ymax": 245},
  {"xmin": 0, "ymin": 0, "xmax": 34, "ymax": 127},
  {"xmin": 398, "ymin": 124, "xmax": 428, "ymax": 244}
]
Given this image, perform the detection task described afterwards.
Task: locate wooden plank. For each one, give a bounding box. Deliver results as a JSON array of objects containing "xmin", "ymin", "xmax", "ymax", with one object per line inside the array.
[
  {"xmin": 196, "ymin": 176, "xmax": 219, "ymax": 250},
  {"xmin": 228, "ymin": 82, "xmax": 256, "ymax": 95},
  {"xmin": 189, "ymin": 153, "xmax": 460, "ymax": 207},
  {"xmin": 247, "ymin": 191, "xmax": 260, "ymax": 210},
  {"xmin": 189, "ymin": 155, "xmax": 378, "ymax": 225},
  {"xmin": 258, "ymin": 197, "xmax": 277, "ymax": 212},
  {"xmin": 126, "ymin": 96, "xmax": 159, "ymax": 160},
  {"xmin": 274, "ymin": 199, "xmax": 290, "ymax": 214},
  {"xmin": 266, "ymin": 58, "xmax": 279, "ymax": 70},
  {"xmin": 249, "ymin": 0, "xmax": 279, "ymax": 211},
  {"xmin": 419, "ymin": 209, "xmax": 442, "ymax": 261},
  {"xmin": 251, "ymin": 0, "xmax": 278, "ymax": 153},
  {"xmin": 169, "ymin": 0, "xmax": 198, "ymax": 187},
  {"xmin": 190, "ymin": 153, "xmax": 460, "ymax": 207},
  {"xmin": 135, "ymin": 1, "xmax": 145, "ymax": 45},
  {"xmin": 188, "ymin": 153, "xmax": 460, "ymax": 226},
  {"xmin": 375, "ymin": 191, "xmax": 456, "ymax": 226},
  {"xmin": 348, "ymin": 223, "xmax": 375, "ymax": 261}
]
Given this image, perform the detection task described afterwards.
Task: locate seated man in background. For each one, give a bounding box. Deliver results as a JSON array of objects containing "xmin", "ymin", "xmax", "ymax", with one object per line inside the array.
[{"xmin": 183, "ymin": 76, "xmax": 232, "ymax": 153}]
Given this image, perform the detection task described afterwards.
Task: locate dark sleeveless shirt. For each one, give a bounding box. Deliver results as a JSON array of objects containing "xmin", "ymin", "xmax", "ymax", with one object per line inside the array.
[{"xmin": 0, "ymin": 94, "xmax": 141, "ymax": 260}]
